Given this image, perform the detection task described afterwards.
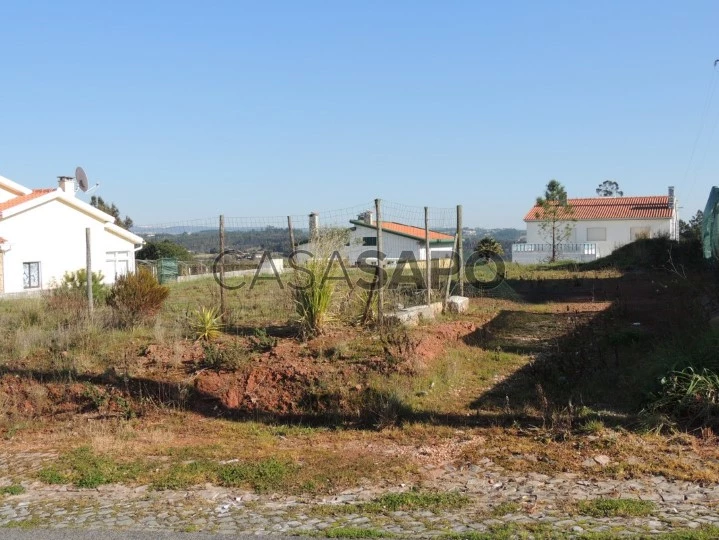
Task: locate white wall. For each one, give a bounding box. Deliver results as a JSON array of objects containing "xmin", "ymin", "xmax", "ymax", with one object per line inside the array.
[
  {"xmin": 0, "ymin": 199, "xmax": 137, "ymax": 294},
  {"xmin": 348, "ymin": 223, "xmax": 453, "ymax": 263},
  {"xmin": 526, "ymin": 217, "xmax": 674, "ymax": 258}
]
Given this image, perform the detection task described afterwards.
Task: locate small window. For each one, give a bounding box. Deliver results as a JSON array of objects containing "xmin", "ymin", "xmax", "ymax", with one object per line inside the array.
[
  {"xmin": 630, "ymin": 227, "xmax": 651, "ymax": 241},
  {"xmin": 23, "ymin": 262, "xmax": 40, "ymax": 289},
  {"xmin": 363, "ymin": 236, "xmax": 377, "ymax": 246},
  {"xmin": 587, "ymin": 227, "xmax": 606, "ymax": 241},
  {"xmin": 106, "ymin": 251, "xmax": 130, "ymax": 279}
]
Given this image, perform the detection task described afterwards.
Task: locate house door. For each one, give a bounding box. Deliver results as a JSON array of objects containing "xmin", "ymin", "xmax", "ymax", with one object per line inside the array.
[{"xmin": 0, "ymin": 252, "xmax": 4, "ymax": 294}]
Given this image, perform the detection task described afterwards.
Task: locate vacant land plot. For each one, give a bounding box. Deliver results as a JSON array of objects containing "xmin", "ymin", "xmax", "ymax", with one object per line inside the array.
[{"xmin": 1, "ymin": 242, "xmax": 718, "ymax": 537}]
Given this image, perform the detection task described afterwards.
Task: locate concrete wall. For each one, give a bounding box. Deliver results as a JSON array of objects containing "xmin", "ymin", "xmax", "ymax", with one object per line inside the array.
[
  {"xmin": 526, "ymin": 217, "xmax": 675, "ymax": 259},
  {"xmin": 0, "ymin": 198, "xmax": 137, "ymax": 293}
]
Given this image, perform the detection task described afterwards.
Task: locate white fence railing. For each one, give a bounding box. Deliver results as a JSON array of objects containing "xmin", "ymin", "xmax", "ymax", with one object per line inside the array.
[{"xmin": 511, "ymin": 243, "xmax": 599, "ymax": 264}]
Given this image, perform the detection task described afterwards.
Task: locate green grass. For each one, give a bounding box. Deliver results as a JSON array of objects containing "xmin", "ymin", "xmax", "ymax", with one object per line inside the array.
[
  {"xmin": 0, "ymin": 484, "xmax": 24, "ymax": 496},
  {"xmin": 2, "ymin": 517, "xmax": 44, "ymax": 529},
  {"xmin": 312, "ymin": 491, "xmax": 470, "ymax": 516},
  {"xmin": 151, "ymin": 457, "xmax": 293, "ymax": 492},
  {"xmin": 577, "ymin": 497, "xmax": 655, "ymax": 518},
  {"xmin": 319, "ymin": 527, "xmax": 393, "ymax": 538},
  {"xmin": 36, "ymin": 446, "xmax": 149, "ymax": 489},
  {"xmin": 438, "ymin": 525, "xmax": 719, "ymax": 540},
  {"xmin": 490, "ymin": 501, "xmax": 520, "ymax": 516}
]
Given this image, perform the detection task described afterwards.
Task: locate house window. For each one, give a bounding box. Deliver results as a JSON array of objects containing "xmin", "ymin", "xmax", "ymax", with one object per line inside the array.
[
  {"xmin": 106, "ymin": 251, "xmax": 130, "ymax": 279},
  {"xmin": 630, "ymin": 227, "xmax": 651, "ymax": 241},
  {"xmin": 362, "ymin": 236, "xmax": 377, "ymax": 246},
  {"xmin": 586, "ymin": 227, "xmax": 606, "ymax": 241},
  {"xmin": 23, "ymin": 262, "xmax": 40, "ymax": 289}
]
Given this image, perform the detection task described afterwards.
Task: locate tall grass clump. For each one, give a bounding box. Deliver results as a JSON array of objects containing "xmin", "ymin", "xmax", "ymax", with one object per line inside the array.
[
  {"xmin": 292, "ymin": 228, "xmax": 348, "ymax": 336},
  {"xmin": 645, "ymin": 367, "xmax": 719, "ymax": 431},
  {"xmin": 106, "ymin": 268, "xmax": 169, "ymax": 328}
]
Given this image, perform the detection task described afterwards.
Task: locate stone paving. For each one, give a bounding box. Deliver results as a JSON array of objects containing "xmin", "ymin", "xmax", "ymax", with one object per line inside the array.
[{"xmin": 2, "ymin": 452, "xmax": 719, "ymax": 537}]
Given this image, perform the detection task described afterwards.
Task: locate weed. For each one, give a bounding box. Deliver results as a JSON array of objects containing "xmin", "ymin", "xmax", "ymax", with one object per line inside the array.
[
  {"xmin": 217, "ymin": 458, "xmax": 293, "ymax": 492},
  {"xmin": 576, "ymin": 497, "xmax": 655, "ymax": 517},
  {"xmin": 490, "ymin": 501, "xmax": 520, "ymax": 516},
  {"xmin": 314, "ymin": 491, "xmax": 469, "ymax": 516},
  {"xmin": 578, "ymin": 419, "xmax": 605, "ymax": 435},
  {"xmin": 37, "ymin": 446, "xmax": 147, "ymax": 489},
  {"xmin": 320, "ymin": 527, "xmax": 393, "ymax": 538},
  {"xmin": 648, "ymin": 367, "xmax": 719, "ymax": 430},
  {"xmin": 249, "ymin": 328, "xmax": 278, "ymax": 352},
  {"xmin": 0, "ymin": 484, "xmax": 24, "ymax": 496},
  {"xmin": 357, "ymin": 387, "xmax": 413, "ymax": 429},
  {"xmin": 201, "ymin": 341, "xmax": 247, "ymax": 371}
]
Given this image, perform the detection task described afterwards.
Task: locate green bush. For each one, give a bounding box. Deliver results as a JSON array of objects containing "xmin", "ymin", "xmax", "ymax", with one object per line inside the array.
[
  {"xmin": 59, "ymin": 269, "xmax": 108, "ymax": 303},
  {"xmin": 106, "ymin": 268, "xmax": 169, "ymax": 327}
]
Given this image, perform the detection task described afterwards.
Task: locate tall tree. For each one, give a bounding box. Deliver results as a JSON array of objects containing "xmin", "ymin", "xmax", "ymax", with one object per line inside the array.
[
  {"xmin": 679, "ymin": 210, "xmax": 704, "ymax": 242},
  {"xmin": 596, "ymin": 180, "xmax": 623, "ymax": 197},
  {"xmin": 535, "ymin": 180, "xmax": 575, "ymax": 262},
  {"xmin": 90, "ymin": 196, "xmax": 134, "ymax": 230}
]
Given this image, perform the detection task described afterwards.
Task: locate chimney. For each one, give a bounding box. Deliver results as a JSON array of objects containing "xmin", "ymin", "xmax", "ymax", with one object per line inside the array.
[
  {"xmin": 57, "ymin": 176, "xmax": 75, "ymax": 196},
  {"xmin": 309, "ymin": 212, "xmax": 319, "ymax": 240},
  {"xmin": 668, "ymin": 186, "xmax": 675, "ymax": 209},
  {"xmin": 357, "ymin": 210, "xmax": 375, "ymax": 225}
]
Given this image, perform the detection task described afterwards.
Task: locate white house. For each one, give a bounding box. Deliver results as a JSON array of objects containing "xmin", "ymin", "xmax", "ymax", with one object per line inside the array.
[
  {"xmin": 513, "ymin": 187, "xmax": 679, "ymax": 264},
  {"xmin": 298, "ymin": 211, "xmax": 455, "ymax": 265},
  {"xmin": 0, "ymin": 174, "xmax": 144, "ymax": 295}
]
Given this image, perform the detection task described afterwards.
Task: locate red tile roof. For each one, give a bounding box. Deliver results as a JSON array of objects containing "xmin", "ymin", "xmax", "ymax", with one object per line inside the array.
[
  {"xmin": 525, "ymin": 196, "xmax": 674, "ymax": 221},
  {"xmin": 0, "ymin": 237, "xmax": 6, "ymax": 244},
  {"xmin": 0, "ymin": 189, "xmax": 55, "ymax": 213},
  {"xmin": 351, "ymin": 220, "xmax": 454, "ymax": 241}
]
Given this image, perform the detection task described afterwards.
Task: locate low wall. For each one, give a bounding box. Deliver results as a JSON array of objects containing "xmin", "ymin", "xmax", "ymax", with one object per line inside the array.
[{"xmin": 177, "ymin": 259, "xmax": 285, "ymax": 283}]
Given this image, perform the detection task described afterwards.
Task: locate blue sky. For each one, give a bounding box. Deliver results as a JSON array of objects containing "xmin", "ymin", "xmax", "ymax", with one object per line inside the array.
[{"xmin": 1, "ymin": 1, "xmax": 718, "ymax": 228}]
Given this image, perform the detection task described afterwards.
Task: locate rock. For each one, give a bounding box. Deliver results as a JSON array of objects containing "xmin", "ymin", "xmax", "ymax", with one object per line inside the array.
[
  {"xmin": 447, "ymin": 296, "xmax": 469, "ymax": 314},
  {"xmin": 593, "ymin": 455, "xmax": 611, "ymax": 466}
]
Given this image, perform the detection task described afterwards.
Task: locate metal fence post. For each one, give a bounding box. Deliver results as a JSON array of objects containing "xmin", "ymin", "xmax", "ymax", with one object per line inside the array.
[
  {"xmin": 219, "ymin": 215, "xmax": 226, "ymax": 321},
  {"xmin": 457, "ymin": 204, "xmax": 464, "ymax": 296},
  {"xmin": 287, "ymin": 216, "xmax": 296, "ymax": 265},
  {"xmin": 85, "ymin": 228, "xmax": 93, "ymax": 316},
  {"xmin": 375, "ymin": 198, "xmax": 383, "ymax": 326},
  {"xmin": 424, "ymin": 207, "xmax": 431, "ymax": 305}
]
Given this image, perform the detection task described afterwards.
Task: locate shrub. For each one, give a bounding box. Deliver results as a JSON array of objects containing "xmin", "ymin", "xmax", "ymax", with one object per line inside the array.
[
  {"xmin": 201, "ymin": 341, "xmax": 246, "ymax": 371},
  {"xmin": 191, "ymin": 306, "xmax": 223, "ymax": 341},
  {"xmin": 59, "ymin": 269, "xmax": 108, "ymax": 303},
  {"xmin": 249, "ymin": 328, "xmax": 278, "ymax": 352},
  {"xmin": 106, "ymin": 268, "xmax": 169, "ymax": 327}
]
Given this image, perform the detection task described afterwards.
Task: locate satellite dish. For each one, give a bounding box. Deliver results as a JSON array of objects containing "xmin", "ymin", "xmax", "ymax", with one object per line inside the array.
[{"xmin": 75, "ymin": 167, "xmax": 89, "ymax": 192}]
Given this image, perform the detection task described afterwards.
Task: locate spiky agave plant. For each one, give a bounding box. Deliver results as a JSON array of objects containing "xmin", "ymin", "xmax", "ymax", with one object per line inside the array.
[{"xmin": 192, "ymin": 306, "xmax": 224, "ymax": 341}]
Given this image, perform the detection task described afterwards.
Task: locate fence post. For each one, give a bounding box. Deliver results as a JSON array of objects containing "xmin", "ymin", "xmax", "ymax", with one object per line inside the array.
[
  {"xmin": 444, "ymin": 233, "xmax": 459, "ymax": 311},
  {"xmin": 375, "ymin": 198, "xmax": 383, "ymax": 326},
  {"xmin": 457, "ymin": 204, "xmax": 464, "ymax": 296},
  {"xmin": 85, "ymin": 228, "xmax": 93, "ymax": 316},
  {"xmin": 219, "ymin": 215, "xmax": 226, "ymax": 322},
  {"xmin": 424, "ymin": 207, "xmax": 431, "ymax": 306},
  {"xmin": 287, "ymin": 216, "xmax": 296, "ymax": 265}
]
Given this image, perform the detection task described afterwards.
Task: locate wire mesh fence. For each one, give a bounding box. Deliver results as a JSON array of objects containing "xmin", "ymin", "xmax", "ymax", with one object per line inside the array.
[{"xmin": 133, "ymin": 199, "xmax": 466, "ymax": 332}]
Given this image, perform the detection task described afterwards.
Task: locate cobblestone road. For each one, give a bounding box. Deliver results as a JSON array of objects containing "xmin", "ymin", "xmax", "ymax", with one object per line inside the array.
[{"xmin": 2, "ymin": 452, "xmax": 718, "ymax": 537}]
